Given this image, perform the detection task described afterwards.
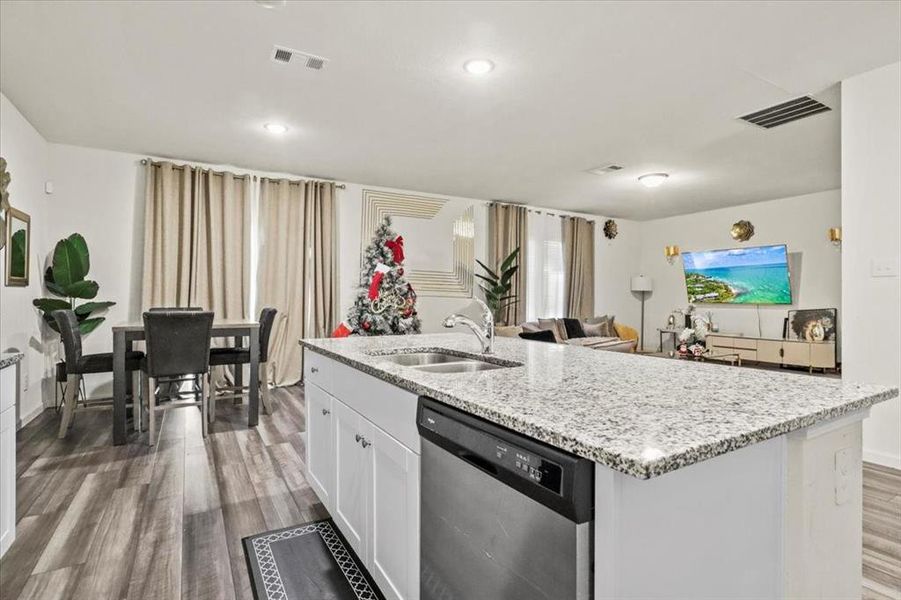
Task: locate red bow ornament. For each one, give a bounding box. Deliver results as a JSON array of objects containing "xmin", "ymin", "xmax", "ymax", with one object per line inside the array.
[{"xmin": 385, "ymin": 236, "xmax": 405, "ymax": 265}]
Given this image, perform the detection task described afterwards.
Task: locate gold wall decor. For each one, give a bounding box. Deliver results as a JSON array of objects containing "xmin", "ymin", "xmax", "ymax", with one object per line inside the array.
[
  {"xmin": 603, "ymin": 219, "xmax": 618, "ymax": 240},
  {"xmin": 730, "ymin": 220, "xmax": 755, "ymax": 242},
  {"xmin": 361, "ymin": 189, "xmax": 474, "ymax": 297},
  {"xmin": 828, "ymin": 227, "xmax": 842, "ymax": 246},
  {"xmin": 0, "ymin": 157, "xmax": 10, "ymax": 251},
  {"xmin": 664, "ymin": 245, "xmax": 680, "ymax": 264},
  {"xmin": 5, "ymin": 206, "xmax": 30, "ymax": 286}
]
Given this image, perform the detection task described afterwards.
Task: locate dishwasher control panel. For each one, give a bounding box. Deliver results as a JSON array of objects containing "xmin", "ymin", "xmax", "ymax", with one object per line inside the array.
[{"xmin": 494, "ymin": 443, "xmax": 563, "ymax": 494}]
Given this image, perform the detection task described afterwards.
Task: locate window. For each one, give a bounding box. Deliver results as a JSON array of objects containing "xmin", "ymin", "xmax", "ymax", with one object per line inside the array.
[{"xmin": 526, "ymin": 211, "xmax": 565, "ymax": 321}]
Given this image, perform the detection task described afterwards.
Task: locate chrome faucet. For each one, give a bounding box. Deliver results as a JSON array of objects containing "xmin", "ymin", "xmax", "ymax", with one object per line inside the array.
[{"xmin": 442, "ymin": 299, "xmax": 495, "ymax": 354}]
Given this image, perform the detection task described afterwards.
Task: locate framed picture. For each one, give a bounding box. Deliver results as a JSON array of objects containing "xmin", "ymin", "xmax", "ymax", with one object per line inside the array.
[
  {"xmin": 786, "ymin": 308, "xmax": 837, "ymax": 342},
  {"xmin": 5, "ymin": 206, "xmax": 30, "ymax": 286}
]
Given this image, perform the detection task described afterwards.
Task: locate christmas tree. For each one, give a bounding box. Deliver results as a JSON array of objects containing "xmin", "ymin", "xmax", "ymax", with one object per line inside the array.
[{"xmin": 344, "ymin": 216, "xmax": 421, "ymax": 336}]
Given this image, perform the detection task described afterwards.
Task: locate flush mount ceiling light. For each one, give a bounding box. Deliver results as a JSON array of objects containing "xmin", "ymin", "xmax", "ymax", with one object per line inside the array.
[
  {"xmin": 263, "ymin": 123, "xmax": 288, "ymax": 134},
  {"xmin": 255, "ymin": 0, "xmax": 287, "ymax": 8},
  {"xmin": 463, "ymin": 59, "xmax": 495, "ymax": 75},
  {"xmin": 638, "ymin": 173, "xmax": 669, "ymax": 188}
]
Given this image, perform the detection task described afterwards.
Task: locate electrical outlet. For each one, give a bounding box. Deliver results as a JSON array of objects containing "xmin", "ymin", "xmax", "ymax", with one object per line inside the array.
[
  {"xmin": 835, "ymin": 447, "xmax": 852, "ymax": 505},
  {"xmin": 871, "ymin": 258, "xmax": 899, "ymax": 278}
]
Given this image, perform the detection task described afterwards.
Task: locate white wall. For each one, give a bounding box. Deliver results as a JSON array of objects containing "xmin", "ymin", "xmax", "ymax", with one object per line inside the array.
[
  {"xmin": 638, "ymin": 190, "xmax": 842, "ymax": 347},
  {"xmin": 841, "ymin": 62, "xmax": 901, "ymax": 469},
  {"xmin": 0, "ymin": 93, "xmax": 50, "ymax": 425}
]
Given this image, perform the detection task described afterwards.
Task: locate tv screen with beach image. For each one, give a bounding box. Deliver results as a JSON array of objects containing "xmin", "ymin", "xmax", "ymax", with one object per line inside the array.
[{"xmin": 682, "ymin": 244, "xmax": 792, "ymax": 304}]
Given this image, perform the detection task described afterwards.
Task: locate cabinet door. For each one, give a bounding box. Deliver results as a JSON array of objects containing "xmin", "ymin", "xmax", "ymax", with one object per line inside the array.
[
  {"xmin": 757, "ymin": 340, "xmax": 783, "ymax": 364},
  {"xmin": 305, "ymin": 383, "xmax": 334, "ymax": 510},
  {"xmin": 810, "ymin": 343, "xmax": 836, "ymax": 369},
  {"xmin": 366, "ymin": 422, "xmax": 420, "ymax": 600},
  {"xmin": 0, "ymin": 407, "xmax": 15, "ymax": 557},
  {"xmin": 333, "ymin": 399, "xmax": 369, "ymax": 558},
  {"xmin": 782, "ymin": 341, "xmax": 810, "ymax": 367}
]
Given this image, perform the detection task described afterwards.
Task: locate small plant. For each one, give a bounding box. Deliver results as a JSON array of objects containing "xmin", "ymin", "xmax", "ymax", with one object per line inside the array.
[
  {"xmin": 475, "ymin": 248, "xmax": 520, "ymax": 324},
  {"xmin": 33, "ymin": 233, "xmax": 115, "ymax": 335}
]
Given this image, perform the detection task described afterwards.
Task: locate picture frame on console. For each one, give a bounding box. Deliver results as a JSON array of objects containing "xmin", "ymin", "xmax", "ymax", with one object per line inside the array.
[{"xmin": 785, "ymin": 308, "xmax": 838, "ymax": 342}]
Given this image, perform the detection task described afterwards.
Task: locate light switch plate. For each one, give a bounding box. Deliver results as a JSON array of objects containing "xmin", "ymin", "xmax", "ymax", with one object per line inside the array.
[{"xmin": 871, "ymin": 258, "xmax": 899, "ymax": 278}]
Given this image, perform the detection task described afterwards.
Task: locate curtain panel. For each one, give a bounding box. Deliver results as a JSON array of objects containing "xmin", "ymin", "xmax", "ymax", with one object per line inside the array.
[
  {"xmin": 257, "ymin": 178, "xmax": 337, "ymax": 387},
  {"xmin": 526, "ymin": 211, "xmax": 566, "ymax": 322},
  {"xmin": 488, "ymin": 203, "xmax": 528, "ymax": 325},
  {"xmin": 141, "ymin": 161, "xmax": 250, "ymax": 318},
  {"xmin": 563, "ymin": 216, "xmax": 595, "ymax": 320}
]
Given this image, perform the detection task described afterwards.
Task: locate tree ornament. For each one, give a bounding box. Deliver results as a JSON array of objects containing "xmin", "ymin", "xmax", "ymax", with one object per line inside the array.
[
  {"xmin": 362, "ymin": 321, "xmax": 371, "ymax": 331},
  {"xmin": 368, "ymin": 263, "xmax": 391, "ymax": 300},
  {"xmin": 397, "ymin": 267, "xmax": 404, "ymax": 277}
]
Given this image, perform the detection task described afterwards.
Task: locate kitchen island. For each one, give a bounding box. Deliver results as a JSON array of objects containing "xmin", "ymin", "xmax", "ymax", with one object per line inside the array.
[{"xmin": 301, "ymin": 333, "xmax": 897, "ymax": 600}]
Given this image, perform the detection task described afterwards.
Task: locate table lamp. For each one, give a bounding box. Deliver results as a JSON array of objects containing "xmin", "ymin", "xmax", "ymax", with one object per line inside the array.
[{"xmin": 631, "ymin": 275, "xmax": 654, "ymax": 352}]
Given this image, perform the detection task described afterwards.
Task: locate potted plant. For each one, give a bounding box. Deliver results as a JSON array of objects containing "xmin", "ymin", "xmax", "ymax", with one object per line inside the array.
[
  {"xmin": 475, "ymin": 248, "xmax": 520, "ymax": 325},
  {"xmin": 33, "ymin": 233, "xmax": 115, "ymax": 334}
]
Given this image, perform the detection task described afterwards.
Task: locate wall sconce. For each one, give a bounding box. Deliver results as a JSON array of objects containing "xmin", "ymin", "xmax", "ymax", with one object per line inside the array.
[
  {"xmin": 828, "ymin": 227, "xmax": 842, "ymax": 247},
  {"xmin": 664, "ymin": 245, "xmax": 681, "ymax": 264}
]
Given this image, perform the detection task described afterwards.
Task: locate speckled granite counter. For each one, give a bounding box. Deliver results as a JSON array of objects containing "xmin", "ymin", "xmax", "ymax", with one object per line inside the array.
[
  {"xmin": 301, "ymin": 334, "xmax": 897, "ymax": 479},
  {"xmin": 0, "ymin": 353, "xmax": 24, "ymax": 370}
]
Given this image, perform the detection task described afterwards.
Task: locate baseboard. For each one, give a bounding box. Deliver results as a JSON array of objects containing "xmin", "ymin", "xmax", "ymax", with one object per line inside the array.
[
  {"xmin": 16, "ymin": 404, "xmax": 46, "ymax": 430},
  {"xmin": 863, "ymin": 448, "xmax": 901, "ymax": 471}
]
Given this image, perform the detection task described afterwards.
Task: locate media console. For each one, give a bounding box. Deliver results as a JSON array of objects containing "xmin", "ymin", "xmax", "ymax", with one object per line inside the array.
[{"xmin": 705, "ymin": 334, "xmax": 837, "ymax": 373}]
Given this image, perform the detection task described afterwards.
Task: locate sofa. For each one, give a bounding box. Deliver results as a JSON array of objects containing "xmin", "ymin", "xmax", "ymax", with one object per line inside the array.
[{"xmin": 497, "ymin": 316, "xmax": 639, "ymax": 353}]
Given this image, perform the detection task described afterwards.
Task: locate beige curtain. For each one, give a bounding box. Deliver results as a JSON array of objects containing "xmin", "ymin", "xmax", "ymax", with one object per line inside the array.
[
  {"xmin": 488, "ymin": 203, "xmax": 528, "ymax": 325},
  {"xmin": 258, "ymin": 178, "xmax": 337, "ymax": 386},
  {"xmin": 563, "ymin": 217, "xmax": 595, "ymax": 320},
  {"xmin": 141, "ymin": 161, "xmax": 250, "ymax": 318}
]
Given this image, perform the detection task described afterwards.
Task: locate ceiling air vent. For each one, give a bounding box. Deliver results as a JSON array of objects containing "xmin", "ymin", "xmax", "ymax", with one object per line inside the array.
[
  {"xmin": 738, "ymin": 96, "xmax": 831, "ymax": 129},
  {"xmin": 587, "ymin": 164, "xmax": 624, "ymax": 176},
  {"xmin": 270, "ymin": 45, "xmax": 328, "ymax": 71}
]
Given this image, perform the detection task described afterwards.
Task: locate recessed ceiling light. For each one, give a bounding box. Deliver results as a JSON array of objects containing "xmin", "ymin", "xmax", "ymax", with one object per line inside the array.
[
  {"xmin": 463, "ymin": 59, "xmax": 494, "ymax": 75},
  {"xmin": 638, "ymin": 173, "xmax": 669, "ymax": 188},
  {"xmin": 264, "ymin": 123, "xmax": 288, "ymax": 134}
]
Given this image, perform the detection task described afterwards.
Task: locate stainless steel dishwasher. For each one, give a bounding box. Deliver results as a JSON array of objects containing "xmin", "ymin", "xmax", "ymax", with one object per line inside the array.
[{"xmin": 417, "ymin": 396, "xmax": 594, "ymax": 600}]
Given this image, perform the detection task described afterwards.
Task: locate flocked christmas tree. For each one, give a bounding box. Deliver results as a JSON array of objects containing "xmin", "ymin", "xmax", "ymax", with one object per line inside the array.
[{"xmin": 342, "ymin": 216, "xmax": 421, "ymax": 336}]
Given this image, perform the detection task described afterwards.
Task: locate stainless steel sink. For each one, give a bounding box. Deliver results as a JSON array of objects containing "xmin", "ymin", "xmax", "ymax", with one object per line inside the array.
[
  {"xmin": 382, "ymin": 352, "xmax": 476, "ymax": 366},
  {"xmin": 413, "ymin": 361, "xmax": 507, "ymax": 374}
]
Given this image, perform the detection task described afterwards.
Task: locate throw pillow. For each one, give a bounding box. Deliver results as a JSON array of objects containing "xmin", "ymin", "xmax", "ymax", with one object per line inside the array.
[
  {"xmin": 561, "ymin": 318, "xmax": 586, "ymax": 339},
  {"xmin": 519, "ymin": 330, "xmax": 557, "ymax": 344},
  {"xmin": 495, "ymin": 325, "xmax": 523, "ymax": 338},
  {"xmin": 584, "ymin": 315, "xmax": 608, "ymax": 325},
  {"xmin": 521, "ymin": 321, "xmax": 541, "ymax": 333},
  {"xmin": 537, "ymin": 318, "xmax": 564, "ymax": 342},
  {"xmin": 582, "ymin": 322, "xmax": 609, "ymax": 337}
]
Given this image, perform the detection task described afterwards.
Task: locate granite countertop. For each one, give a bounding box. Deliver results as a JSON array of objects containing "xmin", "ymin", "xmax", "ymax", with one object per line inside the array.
[
  {"xmin": 301, "ymin": 334, "xmax": 897, "ymax": 479},
  {"xmin": 0, "ymin": 352, "xmax": 24, "ymax": 370}
]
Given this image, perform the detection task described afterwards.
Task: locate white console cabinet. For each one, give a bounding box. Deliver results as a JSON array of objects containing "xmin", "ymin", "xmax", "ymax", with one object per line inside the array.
[
  {"xmin": 0, "ymin": 354, "xmax": 21, "ymax": 558},
  {"xmin": 303, "ymin": 351, "xmax": 420, "ymax": 600},
  {"xmin": 706, "ymin": 334, "xmax": 837, "ymax": 372}
]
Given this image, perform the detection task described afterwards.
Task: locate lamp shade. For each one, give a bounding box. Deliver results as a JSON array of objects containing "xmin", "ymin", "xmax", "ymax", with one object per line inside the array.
[{"xmin": 631, "ymin": 275, "xmax": 653, "ymax": 292}]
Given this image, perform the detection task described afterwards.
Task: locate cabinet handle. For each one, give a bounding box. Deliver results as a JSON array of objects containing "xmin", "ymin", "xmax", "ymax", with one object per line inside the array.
[
  {"xmin": 311, "ymin": 367, "xmax": 319, "ymax": 374},
  {"xmin": 361, "ymin": 438, "xmax": 371, "ymax": 448},
  {"xmin": 321, "ymin": 408, "xmax": 330, "ymax": 416},
  {"xmin": 355, "ymin": 433, "xmax": 362, "ymax": 443}
]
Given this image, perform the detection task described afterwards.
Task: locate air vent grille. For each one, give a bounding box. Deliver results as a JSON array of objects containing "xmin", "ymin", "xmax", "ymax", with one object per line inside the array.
[
  {"xmin": 587, "ymin": 164, "xmax": 624, "ymax": 176},
  {"xmin": 270, "ymin": 45, "xmax": 328, "ymax": 71},
  {"xmin": 739, "ymin": 96, "xmax": 831, "ymax": 129}
]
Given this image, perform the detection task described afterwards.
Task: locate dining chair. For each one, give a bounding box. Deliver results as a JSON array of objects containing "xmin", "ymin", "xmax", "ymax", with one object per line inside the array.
[
  {"xmin": 52, "ymin": 309, "xmax": 144, "ymax": 439},
  {"xmin": 140, "ymin": 310, "xmax": 214, "ymax": 445},
  {"xmin": 147, "ymin": 306, "xmax": 204, "ymax": 400},
  {"xmin": 208, "ymin": 307, "xmax": 278, "ymax": 421}
]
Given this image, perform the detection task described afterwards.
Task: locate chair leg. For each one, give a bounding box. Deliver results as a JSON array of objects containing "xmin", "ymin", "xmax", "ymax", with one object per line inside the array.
[
  {"xmin": 148, "ymin": 375, "xmax": 157, "ymax": 447},
  {"xmin": 58, "ymin": 374, "xmax": 80, "ymax": 439},
  {"xmin": 201, "ymin": 373, "xmax": 209, "ymax": 438},
  {"xmin": 133, "ymin": 371, "xmax": 142, "ymax": 433},
  {"xmin": 208, "ymin": 368, "xmax": 218, "ymax": 423},
  {"xmin": 260, "ymin": 362, "xmax": 272, "ymax": 415}
]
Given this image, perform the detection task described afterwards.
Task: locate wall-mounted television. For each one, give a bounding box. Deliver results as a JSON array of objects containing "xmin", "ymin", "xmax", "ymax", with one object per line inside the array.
[{"xmin": 682, "ymin": 244, "xmax": 792, "ymax": 305}]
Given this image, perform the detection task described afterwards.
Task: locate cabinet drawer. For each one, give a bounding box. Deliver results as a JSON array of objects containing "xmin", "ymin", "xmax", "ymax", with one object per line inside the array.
[
  {"xmin": 705, "ymin": 336, "xmax": 732, "ymax": 349},
  {"xmin": 731, "ymin": 338, "xmax": 758, "ymax": 350},
  {"xmin": 810, "ymin": 343, "xmax": 836, "ymax": 369},
  {"xmin": 303, "ymin": 349, "xmax": 333, "ymax": 394},
  {"xmin": 735, "ymin": 349, "xmax": 757, "ymax": 361}
]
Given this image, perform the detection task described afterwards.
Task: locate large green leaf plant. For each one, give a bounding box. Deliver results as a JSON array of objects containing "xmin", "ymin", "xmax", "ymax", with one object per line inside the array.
[
  {"xmin": 475, "ymin": 247, "xmax": 520, "ymax": 325},
  {"xmin": 33, "ymin": 233, "xmax": 115, "ymax": 335}
]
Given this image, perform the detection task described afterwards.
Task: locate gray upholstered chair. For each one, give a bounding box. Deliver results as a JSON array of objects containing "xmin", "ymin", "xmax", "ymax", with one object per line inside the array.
[
  {"xmin": 140, "ymin": 310, "xmax": 214, "ymax": 445},
  {"xmin": 52, "ymin": 309, "xmax": 144, "ymax": 439},
  {"xmin": 208, "ymin": 307, "xmax": 278, "ymax": 419}
]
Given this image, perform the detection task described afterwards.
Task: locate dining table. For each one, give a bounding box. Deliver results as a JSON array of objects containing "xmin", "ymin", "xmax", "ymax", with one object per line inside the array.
[{"xmin": 111, "ymin": 318, "xmax": 260, "ymax": 445}]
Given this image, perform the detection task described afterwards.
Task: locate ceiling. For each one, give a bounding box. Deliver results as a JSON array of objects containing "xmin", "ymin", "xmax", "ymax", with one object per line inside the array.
[{"xmin": 1, "ymin": 1, "xmax": 899, "ymax": 220}]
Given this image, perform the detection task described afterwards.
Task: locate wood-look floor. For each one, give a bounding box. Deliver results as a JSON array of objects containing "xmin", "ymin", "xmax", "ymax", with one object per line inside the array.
[{"xmin": 0, "ymin": 386, "xmax": 899, "ymax": 600}]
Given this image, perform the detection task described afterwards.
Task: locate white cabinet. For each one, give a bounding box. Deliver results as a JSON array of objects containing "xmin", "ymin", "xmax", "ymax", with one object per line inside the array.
[
  {"xmin": 367, "ymin": 422, "xmax": 420, "ymax": 600},
  {"xmin": 332, "ymin": 398, "xmax": 370, "ymax": 558},
  {"xmin": 305, "ymin": 382, "xmax": 334, "ymax": 511},
  {"xmin": 0, "ymin": 361, "xmax": 17, "ymax": 558},
  {"xmin": 304, "ymin": 349, "xmax": 420, "ymax": 600}
]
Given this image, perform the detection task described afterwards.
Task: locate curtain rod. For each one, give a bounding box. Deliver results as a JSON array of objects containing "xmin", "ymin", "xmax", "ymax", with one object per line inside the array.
[
  {"xmin": 488, "ymin": 201, "xmax": 596, "ymax": 222},
  {"xmin": 140, "ymin": 159, "xmax": 346, "ymax": 188}
]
